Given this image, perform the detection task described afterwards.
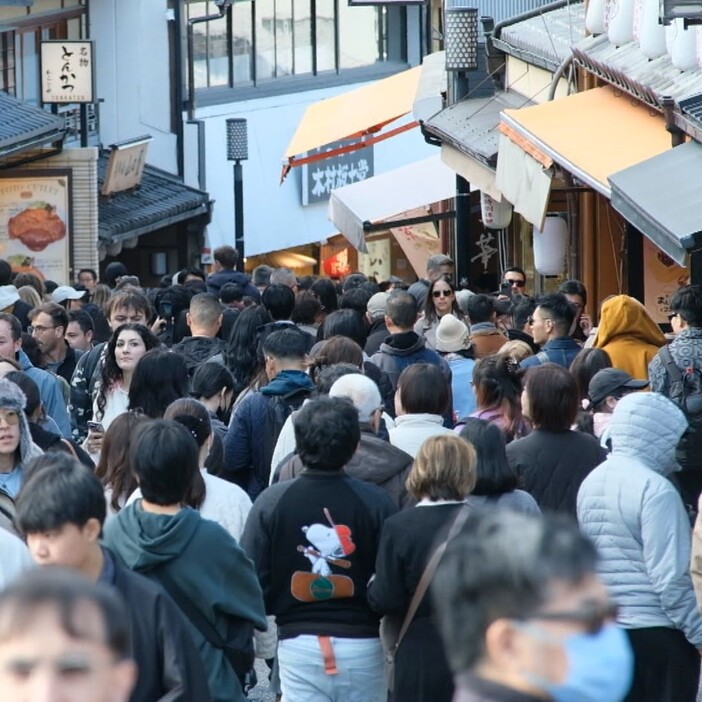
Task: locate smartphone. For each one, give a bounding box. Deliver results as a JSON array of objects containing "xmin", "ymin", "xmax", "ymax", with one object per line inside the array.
[
  {"xmin": 158, "ymin": 300, "xmax": 174, "ymax": 320},
  {"xmin": 87, "ymin": 421, "xmax": 104, "ymax": 433},
  {"xmin": 499, "ymin": 282, "xmax": 513, "ymax": 298}
]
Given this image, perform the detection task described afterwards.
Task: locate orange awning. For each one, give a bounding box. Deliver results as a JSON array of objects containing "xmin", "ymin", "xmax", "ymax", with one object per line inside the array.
[
  {"xmin": 499, "ymin": 86, "xmax": 672, "ymax": 197},
  {"xmin": 282, "ymin": 66, "xmax": 422, "ymax": 179}
]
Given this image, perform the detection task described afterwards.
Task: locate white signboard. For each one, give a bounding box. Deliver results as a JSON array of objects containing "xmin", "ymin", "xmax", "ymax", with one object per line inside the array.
[{"xmin": 41, "ymin": 41, "xmax": 94, "ymax": 104}]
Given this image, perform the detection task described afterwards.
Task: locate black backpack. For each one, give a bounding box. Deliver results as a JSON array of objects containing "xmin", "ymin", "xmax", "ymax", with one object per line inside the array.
[
  {"xmin": 659, "ymin": 345, "xmax": 702, "ymax": 473},
  {"xmin": 259, "ymin": 387, "xmax": 312, "ymax": 488}
]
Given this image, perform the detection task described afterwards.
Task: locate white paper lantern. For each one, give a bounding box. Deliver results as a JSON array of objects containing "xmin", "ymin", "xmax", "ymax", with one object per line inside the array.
[
  {"xmin": 608, "ymin": 0, "xmax": 636, "ymax": 46},
  {"xmin": 586, "ymin": 0, "xmax": 607, "ymax": 34},
  {"xmin": 670, "ymin": 19, "xmax": 698, "ymax": 70},
  {"xmin": 533, "ymin": 215, "xmax": 568, "ymax": 276},
  {"xmin": 640, "ymin": 0, "xmax": 667, "ymax": 58},
  {"xmin": 480, "ymin": 192, "xmax": 513, "ymax": 230}
]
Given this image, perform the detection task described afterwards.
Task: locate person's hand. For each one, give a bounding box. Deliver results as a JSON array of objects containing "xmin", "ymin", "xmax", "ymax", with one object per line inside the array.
[
  {"xmin": 150, "ymin": 317, "xmax": 167, "ymax": 334},
  {"xmin": 579, "ymin": 313, "xmax": 593, "ymax": 337},
  {"xmin": 86, "ymin": 428, "xmax": 103, "ymax": 455}
]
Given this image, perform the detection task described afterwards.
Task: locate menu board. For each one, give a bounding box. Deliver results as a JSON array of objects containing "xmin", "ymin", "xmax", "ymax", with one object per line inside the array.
[{"xmin": 0, "ymin": 171, "xmax": 72, "ymax": 284}]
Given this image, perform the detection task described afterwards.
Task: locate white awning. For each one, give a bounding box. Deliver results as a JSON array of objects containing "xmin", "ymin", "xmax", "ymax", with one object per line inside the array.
[{"xmin": 328, "ymin": 156, "xmax": 458, "ymax": 252}]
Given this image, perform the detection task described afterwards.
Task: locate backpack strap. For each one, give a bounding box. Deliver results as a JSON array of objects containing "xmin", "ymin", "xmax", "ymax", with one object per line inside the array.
[
  {"xmin": 148, "ymin": 566, "xmax": 251, "ymax": 681},
  {"xmin": 659, "ymin": 345, "xmax": 683, "ymax": 384}
]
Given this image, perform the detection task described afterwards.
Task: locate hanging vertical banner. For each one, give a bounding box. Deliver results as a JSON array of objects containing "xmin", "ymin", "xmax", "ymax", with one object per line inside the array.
[{"xmin": 41, "ymin": 40, "xmax": 94, "ymax": 104}]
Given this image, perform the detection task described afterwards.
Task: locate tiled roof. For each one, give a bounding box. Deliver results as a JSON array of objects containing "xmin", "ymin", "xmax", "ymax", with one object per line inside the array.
[
  {"xmin": 493, "ymin": 1, "xmax": 587, "ymax": 72},
  {"xmin": 98, "ymin": 155, "xmax": 211, "ymax": 243},
  {"xmin": 573, "ymin": 34, "xmax": 702, "ymax": 109},
  {"xmin": 424, "ymin": 91, "xmax": 533, "ymax": 168},
  {"xmin": 0, "ymin": 92, "xmax": 66, "ymax": 159}
]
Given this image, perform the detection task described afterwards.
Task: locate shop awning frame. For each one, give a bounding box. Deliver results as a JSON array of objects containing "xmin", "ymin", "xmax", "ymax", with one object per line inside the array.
[
  {"xmin": 328, "ymin": 155, "xmax": 458, "ymax": 252},
  {"xmin": 608, "ymin": 140, "xmax": 702, "ymax": 266},
  {"xmin": 281, "ymin": 66, "xmax": 422, "ymax": 180},
  {"xmin": 499, "ymin": 86, "xmax": 672, "ymax": 199}
]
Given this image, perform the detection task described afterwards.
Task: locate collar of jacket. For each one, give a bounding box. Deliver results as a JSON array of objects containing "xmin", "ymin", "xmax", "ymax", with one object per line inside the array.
[{"xmin": 543, "ymin": 336, "xmax": 580, "ymax": 349}]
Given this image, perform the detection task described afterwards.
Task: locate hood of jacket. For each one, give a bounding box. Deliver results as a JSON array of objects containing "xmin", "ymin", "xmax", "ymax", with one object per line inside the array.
[
  {"xmin": 206, "ymin": 269, "xmax": 253, "ymax": 290},
  {"xmin": 378, "ymin": 331, "xmax": 426, "ymax": 356},
  {"xmin": 609, "ymin": 392, "xmax": 687, "ymax": 475},
  {"xmin": 347, "ymin": 427, "xmax": 413, "ymax": 483},
  {"xmin": 260, "ymin": 369, "xmax": 315, "ymax": 397},
  {"xmin": 171, "ymin": 336, "xmax": 224, "ymax": 367},
  {"xmin": 104, "ymin": 503, "xmax": 201, "ymax": 571},
  {"xmin": 594, "ymin": 295, "xmax": 666, "ymax": 348}
]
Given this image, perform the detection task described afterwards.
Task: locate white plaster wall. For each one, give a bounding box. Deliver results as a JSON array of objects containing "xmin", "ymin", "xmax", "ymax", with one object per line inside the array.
[
  {"xmin": 195, "ymin": 85, "xmax": 437, "ymax": 257},
  {"xmin": 90, "ymin": 0, "xmax": 177, "ymax": 173}
]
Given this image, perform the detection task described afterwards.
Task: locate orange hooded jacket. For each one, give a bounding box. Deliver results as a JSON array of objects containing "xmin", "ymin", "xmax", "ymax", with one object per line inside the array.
[{"xmin": 593, "ymin": 295, "xmax": 665, "ymax": 380}]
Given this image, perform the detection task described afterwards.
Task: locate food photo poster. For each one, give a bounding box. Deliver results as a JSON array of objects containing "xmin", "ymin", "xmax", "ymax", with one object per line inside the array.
[{"xmin": 0, "ymin": 171, "xmax": 72, "ymax": 283}]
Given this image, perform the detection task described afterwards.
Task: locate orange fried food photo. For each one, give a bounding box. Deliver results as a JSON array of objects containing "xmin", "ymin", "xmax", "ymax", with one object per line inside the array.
[{"xmin": 8, "ymin": 203, "xmax": 66, "ymax": 252}]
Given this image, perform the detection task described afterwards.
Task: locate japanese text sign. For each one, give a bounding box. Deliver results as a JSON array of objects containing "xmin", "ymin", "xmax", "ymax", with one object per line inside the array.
[
  {"xmin": 302, "ymin": 141, "xmax": 374, "ymax": 206},
  {"xmin": 41, "ymin": 41, "xmax": 94, "ymax": 104}
]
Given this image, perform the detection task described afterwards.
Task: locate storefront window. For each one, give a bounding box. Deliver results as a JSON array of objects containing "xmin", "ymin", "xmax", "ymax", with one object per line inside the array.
[{"xmin": 186, "ymin": 0, "xmax": 401, "ymax": 92}]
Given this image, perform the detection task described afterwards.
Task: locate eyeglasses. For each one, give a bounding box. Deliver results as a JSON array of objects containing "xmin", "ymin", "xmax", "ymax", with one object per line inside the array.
[
  {"xmin": 28, "ymin": 325, "xmax": 58, "ymax": 334},
  {"xmin": 668, "ymin": 312, "xmax": 679, "ymax": 321},
  {"xmin": 432, "ymin": 290, "xmax": 453, "ymax": 298},
  {"xmin": 505, "ymin": 279, "xmax": 526, "ymax": 288},
  {"xmin": 0, "ymin": 410, "xmax": 20, "ymax": 426},
  {"xmin": 528, "ymin": 316, "xmax": 551, "ymax": 326},
  {"xmin": 527, "ymin": 601, "xmax": 619, "ymax": 635}
]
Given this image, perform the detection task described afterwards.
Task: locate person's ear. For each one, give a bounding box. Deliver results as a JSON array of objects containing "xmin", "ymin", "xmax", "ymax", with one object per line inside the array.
[
  {"xmin": 216, "ymin": 313, "xmax": 223, "ymax": 328},
  {"xmin": 186, "ymin": 312, "xmax": 193, "ymax": 328},
  {"xmin": 484, "ymin": 618, "xmax": 521, "ymax": 669},
  {"xmin": 83, "ymin": 517, "xmax": 102, "ymax": 544},
  {"xmin": 605, "ymin": 396, "xmax": 618, "ymax": 411}
]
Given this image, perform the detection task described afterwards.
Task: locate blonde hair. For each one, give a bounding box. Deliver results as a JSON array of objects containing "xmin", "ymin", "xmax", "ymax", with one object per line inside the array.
[
  {"xmin": 17, "ymin": 285, "xmax": 42, "ymax": 309},
  {"xmin": 406, "ymin": 434, "xmax": 477, "ymax": 501},
  {"xmin": 497, "ymin": 339, "xmax": 534, "ymax": 364}
]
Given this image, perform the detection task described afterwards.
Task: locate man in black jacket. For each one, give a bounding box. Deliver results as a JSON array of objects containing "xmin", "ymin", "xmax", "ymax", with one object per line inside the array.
[
  {"xmin": 14, "ymin": 453, "xmax": 212, "ymax": 702},
  {"xmin": 171, "ymin": 292, "xmax": 225, "ymax": 375},
  {"xmin": 206, "ymin": 245, "xmax": 259, "ymax": 300},
  {"xmin": 242, "ymin": 396, "xmax": 397, "ymax": 701}
]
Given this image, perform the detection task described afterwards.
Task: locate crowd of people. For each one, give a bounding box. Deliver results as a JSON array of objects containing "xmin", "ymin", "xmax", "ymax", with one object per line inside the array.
[{"xmin": 2, "ymin": 247, "xmax": 702, "ymax": 702}]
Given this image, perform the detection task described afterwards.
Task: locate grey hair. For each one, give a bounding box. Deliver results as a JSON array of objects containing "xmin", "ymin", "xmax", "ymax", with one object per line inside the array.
[
  {"xmin": 328, "ymin": 373, "xmax": 381, "ymax": 424},
  {"xmin": 431, "ymin": 510, "xmax": 598, "ymax": 674},
  {"xmin": 270, "ymin": 267, "xmax": 297, "ymax": 289}
]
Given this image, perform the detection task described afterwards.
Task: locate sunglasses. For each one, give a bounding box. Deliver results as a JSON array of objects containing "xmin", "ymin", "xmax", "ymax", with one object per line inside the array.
[
  {"xmin": 528, "ymin": 316, "xmax": 551, "ymax": 326},
  {"xmin": 432, "ymin": 290, "xmax": 453, "ymax": 298},
  {"xmin": 506, "ymin": 279, "xmax": 526, "ymax": 288},
  {"xmin": 668, "ymin": 312, "xmax": 679, "ymax": 321},
  {"xmin": 528, "ymin": 601, "xmax": 619, "ymax": 635},
  {"xmin": 0, "ymin": 410, "xmax": 20, "ymax": 426}
]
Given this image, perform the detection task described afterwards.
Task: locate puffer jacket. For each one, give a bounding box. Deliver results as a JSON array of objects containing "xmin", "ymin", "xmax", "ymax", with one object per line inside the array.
[{"xmin": 577, "ymin": 392, "xmax": 702, "ymax": 645}]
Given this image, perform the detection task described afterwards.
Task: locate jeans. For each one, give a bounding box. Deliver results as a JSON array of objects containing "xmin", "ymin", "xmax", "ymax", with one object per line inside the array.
[{"xmin": 278, "ymin": 635, "xmax": 385, "ymax": 702}]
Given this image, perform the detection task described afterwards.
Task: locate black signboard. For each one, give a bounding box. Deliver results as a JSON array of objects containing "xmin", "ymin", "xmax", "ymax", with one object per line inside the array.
[{"xmin": 301, "ymin": 141, "xmax": 374, "ymax": 206}]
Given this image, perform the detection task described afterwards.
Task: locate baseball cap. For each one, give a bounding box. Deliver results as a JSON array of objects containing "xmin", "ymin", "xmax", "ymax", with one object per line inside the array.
[
  {"xmin": 0, "ymin": 285, "xmax": 19, "ymax": 311},
  {"xmin": 52, "ymin": 286, "xmax": 88, "ymax": 305},
  {"xmin": 367, "ymin": 292, "xmax": 389, "ymax": 320},
  {"xmin": 588, "ymin": 368, "xmax": 649, "ymax": 408}
]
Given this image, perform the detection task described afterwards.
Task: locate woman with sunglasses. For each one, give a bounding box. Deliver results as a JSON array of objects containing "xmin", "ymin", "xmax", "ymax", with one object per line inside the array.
[{"xmin": 414, "ymin": 276, "xmax": 466, "ymax": 350}]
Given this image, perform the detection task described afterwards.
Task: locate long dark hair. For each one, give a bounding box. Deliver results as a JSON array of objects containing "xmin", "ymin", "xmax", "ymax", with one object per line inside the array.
[
  {"xmin": 422, "ymin": 275, "xmax": 463, "ymax": 325},
  {"xmin": 163, "ymin": 398, "xmax": 209, "ymax": 510},
  {"xmin": 128, "ymin": 349, "xmax": 190, "ymax": 418},
  {"xmin": 224, "ymin": 305, "xmax": 271, "ymax": 394},
  {"xmin": 95, "ymin": 411, "xmax": 151, "ymax": 512},
  {"xmin": 459, "ymin": 418, "xmax": 518, "ymax": 496},
  {"xmin": 472, "ymin": 355, "xmax": 524, "ymax": 441},
  {"xmin": 569, "ymin": 348, "xmax": 611, "ymax": 402},
  {"xmin": 96, "ymin": 324, "xmax": 160, "ymax": 421}
]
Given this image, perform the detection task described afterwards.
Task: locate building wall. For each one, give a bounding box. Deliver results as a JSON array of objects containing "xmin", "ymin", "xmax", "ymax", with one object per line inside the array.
[
  {"xmin": 193, "ymin": 89, "xmax": 437, "ymax": 258},
  {"xmin": 90, "ymin": 0, "xmax": 177, "ymax": 173}
]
